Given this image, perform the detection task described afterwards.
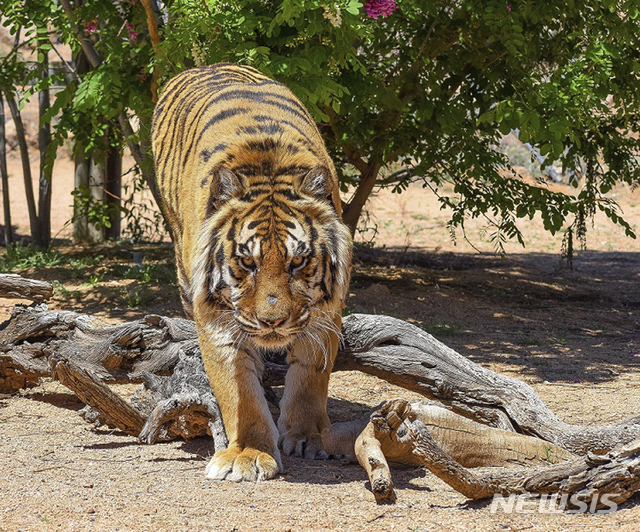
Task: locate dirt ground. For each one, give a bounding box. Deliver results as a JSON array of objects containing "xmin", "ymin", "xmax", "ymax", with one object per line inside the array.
[{"xmin": 1, "ymin": 150, "xmax": 640, "ymax": 531}]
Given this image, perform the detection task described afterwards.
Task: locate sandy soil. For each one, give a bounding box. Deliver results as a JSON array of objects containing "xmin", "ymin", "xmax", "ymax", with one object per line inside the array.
[{"xmin": 1, "ymin": 150, "xmax": 640, "ymax": 531}]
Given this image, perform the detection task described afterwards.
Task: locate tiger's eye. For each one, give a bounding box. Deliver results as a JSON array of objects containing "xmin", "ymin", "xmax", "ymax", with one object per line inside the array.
[
  {"xmin": 240, "ymin": 256, "xmax": 256, "ymax": 270},
  {"xmin": 290, "ymin": 255, "xmax": 306, "ymax": 268}
]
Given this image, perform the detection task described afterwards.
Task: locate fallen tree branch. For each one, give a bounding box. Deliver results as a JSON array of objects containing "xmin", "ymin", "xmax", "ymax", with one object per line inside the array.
[
  {"xmin": 336, "ymin": 314, "xmax": 640, "ymax": 454},
  {"xmin": 359, "ymin": 399, "xmax": 640, "ymax": 508},
  {"xmin": 328, "ymin": 401, "xmax": 574, "ymax": 468},
  {"xmin": 50, "ymin": 350, "xmax": 147, "ymax": 436},
  {"xmin": 0, "ymin": 274, "xmax": 53, "ymax": 301},
  {"xmin": 356, "ymin": 421, "xmax": 395, "ymax": 503},
  {"xmin": 2, "ymin": 304, "xmax": 639, "ymax": 457},
  {"xmin": 327, "ymin": 399, "xmax": 574, "ymax": 504}
]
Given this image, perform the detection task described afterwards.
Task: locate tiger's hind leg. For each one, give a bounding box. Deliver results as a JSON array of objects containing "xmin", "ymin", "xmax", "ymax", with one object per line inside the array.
[{"xmin": 277, "ymin": 313, "xmax": 340, "ymax": 459}]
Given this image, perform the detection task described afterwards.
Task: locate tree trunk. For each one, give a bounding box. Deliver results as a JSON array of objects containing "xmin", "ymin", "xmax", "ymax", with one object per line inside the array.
[
  {"xmin": 5, "ymin": 93, "xmax": 38, "ymax": 244},
  {"xmin": 140, "ymin": 0, "xmax": 161, "ymax": 103},
  {"xmin": 60, "ymin": 0, "xmax": 164, "ymax": 224},
  {"xmin": 88, "ymin": 155, "xmax": 106, "ymax": 242},
  {"xmin": 342, "ymin": 162, "xmax": 382, "ymax": 235},
  {"xmin": 37, "ymin": 44, "xmax": 52, "ymax": 249},
  {"xmin": 71, "ymin": 48, "xmax": 104, "ymax": 244},
  {"xmin": 73, "ymin": 148, "xmax": 91, "ymax": 243},
  {"xmin": 72, "ymin": 143, "xmax": 111, "ymax": 244},
  {"xmin": 105, "ymin": 144, "xmax": 122, "ymax": 240},
  {"xmin": 0, "ymin": 92, "xmax": 13, "ymax": 246}
]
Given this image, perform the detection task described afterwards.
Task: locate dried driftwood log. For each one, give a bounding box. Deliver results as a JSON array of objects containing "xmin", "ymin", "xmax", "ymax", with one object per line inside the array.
[
  {"xmin": 0, "ymin": 302, "xmax": 226, "ymax": 446},
  {"xmin": 336, "ymin": 315, "xmax": 640, "ymax": 455},
  {"xmin": 3, "ymin": 304, "xmax": 640, "ymax": 457},
  {"xmin": 0, "ymin": 274, "xmax": 53, "ymax": 302},
  {"xmin": 351, "ymin": 399, "xmax": 640, "ymax": 508},
  {"xmin": 1, "ymin": 283, "xmax": 640, "ymax": 506},
  {"xmin": 322, "ymin": 400, "xmax": 576, "ymax": 503}
]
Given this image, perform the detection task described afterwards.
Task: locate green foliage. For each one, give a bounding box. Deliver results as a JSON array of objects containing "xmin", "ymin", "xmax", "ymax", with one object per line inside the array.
[
  {"xmin": 1, "ymin": 0, "xmax": 156, "ymax": 239},
  {"xmin": 108, "ymin": 262, "xmax": 175, "ymax": 284},
  {"xmin": 122, "ymin": 284, "xmax": 154, "ymax": 308},
  {"xmin": 119, "ymin": 168, "xmax": 168, "ymax": 243},
  {"xmin": 153, "ymin": 0, "xmax": 640, "ymax": 253},
  {"xmin": 71, "ymin": 186, "xmax": 119, "ymax": 230},
  {"xmin": 1, "ymin": 0, "xmax": 639, "ymax": 253},
  {"xmin": 0, "ymin": 244, "xmax": 63, "ymax": 272}
]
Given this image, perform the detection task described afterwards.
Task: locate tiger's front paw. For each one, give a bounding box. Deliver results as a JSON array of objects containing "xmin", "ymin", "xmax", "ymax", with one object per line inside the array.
[
  {"xmin": 279, "ymin": 431, "xmax": 329, "ymax": 460},
  {"xmin": 205, "ymin": 446, "xmax": 282, "ymax": 482}
]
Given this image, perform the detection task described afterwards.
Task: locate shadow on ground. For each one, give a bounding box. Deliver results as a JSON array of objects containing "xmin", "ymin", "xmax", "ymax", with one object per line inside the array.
[{"xmin": 351, "ymin": 247, "xmax": 640, "ymax": 384}]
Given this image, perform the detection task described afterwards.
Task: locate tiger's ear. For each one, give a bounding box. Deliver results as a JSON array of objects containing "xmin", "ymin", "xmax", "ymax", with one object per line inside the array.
[
  {"xmin": 299, "ymin": 165, "xmax": 332, "ymax": 200},
  {"xmin": 213, "ymin": 167, "xmax": 246, "ymax": 202}
]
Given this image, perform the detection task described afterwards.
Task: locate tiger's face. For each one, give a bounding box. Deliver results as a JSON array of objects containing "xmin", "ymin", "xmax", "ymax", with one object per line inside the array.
[
  {"xmin": 194, "ymin": 171, "xmax": 351, "ymax": 351},
  {"xmin": 226, "ymin": 213, "xmax": 324, "ymax": 348}
]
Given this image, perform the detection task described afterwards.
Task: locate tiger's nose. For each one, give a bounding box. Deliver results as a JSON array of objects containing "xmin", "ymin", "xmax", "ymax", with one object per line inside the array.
[{"xmin": 258, "ymin": 316, "xmax": 285, "ymax": 329}]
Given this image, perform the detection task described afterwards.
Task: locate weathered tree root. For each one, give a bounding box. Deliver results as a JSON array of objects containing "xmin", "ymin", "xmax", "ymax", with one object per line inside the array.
[
  {"xmin": 353, "ymin": 399, "xmax": 640, "ymax": 507},
  {"xmin": 50, "ymin": 351, "xmax": 148, "ymax": 436},
  {"xmin": 134, "ymin": 346, "xmax": 228, "ymax": 451},
  {"xmin": 3, "ymin": 304, "xmax": 639, "ymax": 457},
  {"xmin": 322, "ymin": 400, "xmax": 576, "ymax": 504},
  {"xmin": 2, "ymin": 280, "xmax": 640, "ymax": 507},
  {"xmin": 337, "ymin": 314, "xmax": 640, "ymax": 455},
  {"xmin": 0, "ymin": 302, "xmax": 219, "ymax": 443},
  {"xmin": 0, "ymin": 273, "xmax": 53, "ymax": 302},
  {"xmin": 409, "ymin": 425, "xmax": 640, "ymax": 509}
]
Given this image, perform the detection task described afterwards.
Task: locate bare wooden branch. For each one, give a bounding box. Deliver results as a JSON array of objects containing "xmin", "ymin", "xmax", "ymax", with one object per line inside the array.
[
  {"xmin": 333, "ymin": 401, "xmax": 574, "ymax": 468},
  {"xmin": 409, "ymin": 420, "xmax": 640, "ymax": 509},
  {"xmin": 49, "ymin": 351, "xmax": 147, "ymax": 436},
  {"xmin": 0, "ymin": 304, "xmax": 227, "ymax": 447},
  {"xmin": 336, "ymin": 314, "xmax": 640, "ymax": 455},
  {"xmin": 338, "ymin": 399, "xmax": 574, "ymax": 504},
  {"xmin": 355, "ymin": 421, "xmax": 396, "ymax": 503},
  {"xmin": 5, "ymin": 92, "xmax": 38, "ymax": 238},
  {"xmin": 0, "ymin": 305, "xmax": 191, "ymax": 394},
  {"xmin": 37, "ymin": 37, "xmax": 52, "ymax": 248},
  {"xmin": 354, "ymin": 399, "xmax": 640, "ymax": 507},
  {"xmin": 2, "ymin": 301, "xmax": 640, "ymax": 506},
  {"xmin": 0, "ymin": 274, "xmax": 53, "ymax": 301},
  {"xmin": 135, "ymin": 346, "xmax": 227, "ymax": 449}
]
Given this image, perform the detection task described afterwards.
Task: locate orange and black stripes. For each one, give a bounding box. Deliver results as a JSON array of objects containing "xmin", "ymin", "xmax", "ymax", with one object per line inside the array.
[
  {"xmin": 151, "ymin": 63, "xmax": 354, "ymax": 479},
  {"xmin": 151, "ymin": 62, "xmax": 351, "ymax": 328}
]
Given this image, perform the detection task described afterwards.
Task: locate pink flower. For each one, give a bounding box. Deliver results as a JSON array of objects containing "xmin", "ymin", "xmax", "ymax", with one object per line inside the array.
[
  {"xmin": 365, "ymin": 0, "xmax": 397, "ymax": 19},
  {"xmin": 83, "ymin": 18, "xmax": 98, "ymax": 36},
  {"xmin": 125, "ymin": 20, "xmax": 140, "ymax": 41}
]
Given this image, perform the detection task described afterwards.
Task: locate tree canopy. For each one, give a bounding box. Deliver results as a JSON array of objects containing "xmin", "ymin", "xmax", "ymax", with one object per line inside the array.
[{"xmin": 1, "ymin": 0, "xmax": 639, "ymax": 254}]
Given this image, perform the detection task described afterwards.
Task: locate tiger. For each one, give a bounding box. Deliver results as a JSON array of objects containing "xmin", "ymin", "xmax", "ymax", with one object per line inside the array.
[{"xmin": 151, "ymin": 63, "xmax": 352, "ymax": 481}]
